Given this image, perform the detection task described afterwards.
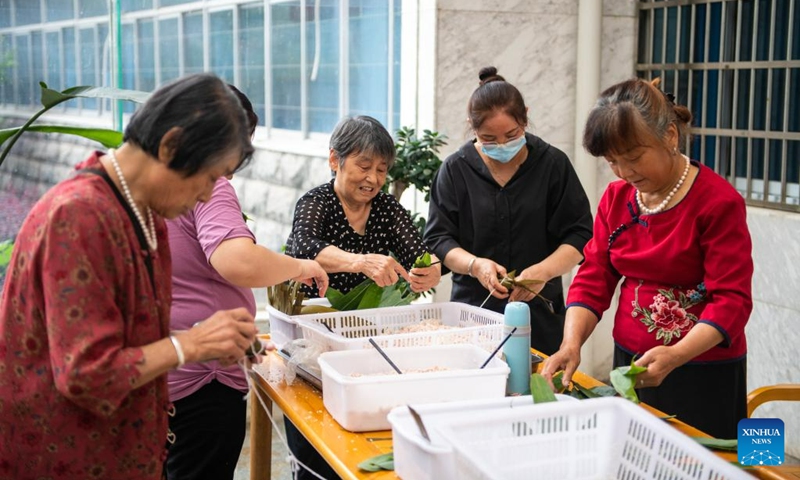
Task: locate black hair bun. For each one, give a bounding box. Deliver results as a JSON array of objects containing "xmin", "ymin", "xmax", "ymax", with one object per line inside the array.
[{"xmin": 478, "ymin": 66, "xmax": 505, "ymax": 86}]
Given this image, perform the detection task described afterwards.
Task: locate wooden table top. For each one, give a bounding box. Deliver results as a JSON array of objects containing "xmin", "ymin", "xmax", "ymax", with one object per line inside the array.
[{"xmin": 250, "ymin": 350, "xmax": 798, "ymax": 480}]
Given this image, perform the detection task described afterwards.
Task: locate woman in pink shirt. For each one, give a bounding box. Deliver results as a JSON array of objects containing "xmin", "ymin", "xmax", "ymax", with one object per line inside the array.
[{"xmin": 165, "ymin": 87, "xmax": 328, "ymax": 480}]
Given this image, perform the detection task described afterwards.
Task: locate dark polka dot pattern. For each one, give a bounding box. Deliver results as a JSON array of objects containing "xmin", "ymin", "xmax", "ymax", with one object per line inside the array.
[{"xmin": 286, "ymin": 180, "xmax": 428, "ymax": 297}]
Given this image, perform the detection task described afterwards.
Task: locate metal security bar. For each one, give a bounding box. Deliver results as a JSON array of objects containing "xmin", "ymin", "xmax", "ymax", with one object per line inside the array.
[{"xmin": 637, "ymin": 0, "xmax": 800, "ymax": 212}]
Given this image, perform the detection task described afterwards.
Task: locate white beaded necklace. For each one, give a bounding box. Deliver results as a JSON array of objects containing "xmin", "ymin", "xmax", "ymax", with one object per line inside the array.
[
  {"xmin": 107, "ymin": 149, "xmax": 158, "ymax": 251},
  {"xmin": 636, "ymin": 155, "xmax": 691, "ymax": 215}
]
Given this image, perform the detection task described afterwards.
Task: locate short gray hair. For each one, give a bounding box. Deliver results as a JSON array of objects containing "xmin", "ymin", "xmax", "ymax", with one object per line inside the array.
[{"xmin": 329, "ymin": 116, "xmax": 396, "ymax": 169}]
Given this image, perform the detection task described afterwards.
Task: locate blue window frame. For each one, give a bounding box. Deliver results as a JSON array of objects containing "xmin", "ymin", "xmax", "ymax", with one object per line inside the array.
[{"xmin": 0, "ymin": 0, "xmax": 402, "ymax": 140}]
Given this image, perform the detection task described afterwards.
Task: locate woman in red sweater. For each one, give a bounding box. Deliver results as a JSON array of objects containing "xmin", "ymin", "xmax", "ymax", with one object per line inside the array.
[{"xmin": 542, "ymin": 78, "xmax": 753, "ymax": 439}]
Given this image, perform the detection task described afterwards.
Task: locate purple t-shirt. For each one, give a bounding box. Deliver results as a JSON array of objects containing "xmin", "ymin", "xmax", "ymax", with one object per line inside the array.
[{"xmin": 166, "ymin": 177, "xmax": 256, "ymax": 401}]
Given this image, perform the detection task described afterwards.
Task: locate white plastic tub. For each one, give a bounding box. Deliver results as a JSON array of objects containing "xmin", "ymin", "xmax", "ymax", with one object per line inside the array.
[
  {"xmin": 317, "ymin": 344, "xmax": 510, "ymax": 432},
  {"xmin": 387, "ymin": 395, "xmax": 578, "ymax": 480}
]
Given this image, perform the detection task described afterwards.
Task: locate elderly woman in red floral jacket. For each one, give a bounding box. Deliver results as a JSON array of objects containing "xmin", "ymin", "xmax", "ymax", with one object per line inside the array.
[{"xmin": 0, "ymin": 73, "xmax": 259, "ymax": 479}]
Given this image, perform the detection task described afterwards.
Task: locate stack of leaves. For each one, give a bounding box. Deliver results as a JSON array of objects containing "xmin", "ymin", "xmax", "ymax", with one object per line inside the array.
[
  {"xmin": 326, "ymin": 278, "xmax": 416, "ymax": 311},
  {"xmin": 267, "ymin": 280, "xmax": 305, "ymax": 315},
  {"xmin": 533, "ymin": 358, "xmax": 647, "ymax": 404},
  {"xmin": 536, "ymin": 372, "xmax": 618, "ymax": 401}
]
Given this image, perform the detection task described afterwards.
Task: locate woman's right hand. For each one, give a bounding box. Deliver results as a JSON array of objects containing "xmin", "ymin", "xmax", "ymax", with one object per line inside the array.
[
  {"xmin": 292, "ymin": 259, "xmax": 329, "ymax": 297},
  {"xmin": 471, "ymin": 257, "xmax": 510, "ymax": 299},
  {"xmin": 179, "ymin": 307, "xmax": 257, "ymax": 366},
  {"xmin": 358, "ymin": 254, "xmax": 411, "ymax": 287},
  {"xmin": 541, "ymin": 344, "xmax": 582, "ymax": 391}
]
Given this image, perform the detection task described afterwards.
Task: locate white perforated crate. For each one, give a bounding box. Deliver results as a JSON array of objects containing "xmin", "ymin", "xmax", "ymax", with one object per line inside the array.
[
  {"xmin": 434, "ymin": 396, "xmax": 750, "ymax": 480},
  {"xmin": 265, "ymin": 298, "xmax": 331, "ymax": 348},
  {"xmin": 387, "ymin": 395, "xmax": 578, "ymax": 480},
  {"xmin": 294, "ymin": 302, "xmax": 505, "ymax": 352}
]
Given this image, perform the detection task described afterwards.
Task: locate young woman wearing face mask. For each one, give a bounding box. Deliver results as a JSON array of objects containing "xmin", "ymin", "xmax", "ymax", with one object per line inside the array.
[{"xmin": 424, "ymin": 66, "xmax": 593, "ymax": 355}]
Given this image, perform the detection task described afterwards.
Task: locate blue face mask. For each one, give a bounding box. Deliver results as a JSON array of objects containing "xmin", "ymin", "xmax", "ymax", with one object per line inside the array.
[{"xmin": 480, "ymin": 135, "xmax": 527, "ymax": 163}]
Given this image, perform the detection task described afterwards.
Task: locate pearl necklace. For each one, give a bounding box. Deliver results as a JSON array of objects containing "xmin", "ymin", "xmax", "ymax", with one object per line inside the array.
[
  {"xmin": 107, "ymin": 149, "xmax": 158, "ymax": 251},
  {"xmin": 636, "ymin": 155, "xmax": 691, "ymax": 215}
]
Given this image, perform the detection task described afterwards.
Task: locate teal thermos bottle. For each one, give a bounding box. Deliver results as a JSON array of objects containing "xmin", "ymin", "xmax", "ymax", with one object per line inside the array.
[{"xmin": 503, "ymin": 301, "xmax": 531, "ymax": 395}]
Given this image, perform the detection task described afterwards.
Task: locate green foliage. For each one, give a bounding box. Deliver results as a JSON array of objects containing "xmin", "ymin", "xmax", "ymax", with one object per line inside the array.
[
  {"xmin": 692, "ymin": 437, "xmax": 738, "ymax": 452},
  {"xmin": 325, "ymin": 278, "xmax": 416, "ymax": 311},
  {"xmin": 0, "ymin": 239, "xmax": 13, "ymax": 283},
  {"xmin": 609, "ymin": 357, "xmax": 648, "ymax": 404},
  {"xmin": 530, "ymin": 373, "xmax": 557, "ymax": 404},
  {"xmin": 0, "ymin": 82, "xmax": 149, "ymax": 169},
  {"xmin": 388, "ymin": 126, "xmax": 447, "ymax": 202},
  {"xmin": 413, "ymin": 252, "xmax": 432, "ymax": 268},
  {"xmin": 358, "ymin": 452, "xmax": 394, "ymax": 472}
]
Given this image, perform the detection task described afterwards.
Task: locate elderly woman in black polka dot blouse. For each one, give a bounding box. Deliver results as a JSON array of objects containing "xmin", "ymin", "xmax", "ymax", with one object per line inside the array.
[{"xmin": 286, "ymin": 115, "xmax": 442, "ymax": 298}]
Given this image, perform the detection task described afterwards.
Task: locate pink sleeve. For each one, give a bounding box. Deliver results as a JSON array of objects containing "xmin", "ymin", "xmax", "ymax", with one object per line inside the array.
[
  {"xmin": 193, "ymin": 178, "xmax": 255, "ymax": 262},
  {"xmin": 566, "ymin": 188, "xmax": 623, "ymax": 321}
]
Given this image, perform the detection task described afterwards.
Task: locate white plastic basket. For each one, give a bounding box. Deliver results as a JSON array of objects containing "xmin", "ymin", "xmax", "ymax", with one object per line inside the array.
[
  {"xmin": 387, "ymin": 395, "xmax": 578, "ymax": 480},
  {"xmin": 295, "ymin": 302, "xmax": 505, "ymax": 352},
  {"xmin": 265, "ymin": 298, "xmax": 331, "ymax": 348},
  {"xmin": 434, "ymin": 396, "xmax": 750, "ymax": 480},
  {"xmin": 317, "ymin": 344, "xmax": 510, "ymax": 432}
]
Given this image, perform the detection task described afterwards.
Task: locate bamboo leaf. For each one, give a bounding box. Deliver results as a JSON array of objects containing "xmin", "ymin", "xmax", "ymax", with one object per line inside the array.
[
  {"xmin": 551, "ymin": 371, "xmax": 566, "ymax": 394},
  {"xmin": 0, "ymin": 125, "xmax": 124, "ymax": 148},
  {"xmin": 692, "ymin": 437, "xmax": 738, "ymax": 452},
  {"xmin": 589, "ymin": 385, "xmax": 618, "ymax": 397},
  {"xmin": 358, "ymin": 452, "xmax": 394, "ymax": 472},
  {"xmin": 413, "ymin": 252, "xmax": 431, "ymax": 268},
  {"xmin": 328, "ymin": 279, "xmax": 374, "ymax": 311},
  {"xmin": 530, "ymin": 373, "xmax": 557, "ymax": 404},
  {"xmin": 324, "ymin": 286, "xmax": 344, "ymax": 307},
  {"xmin": 610, "ymin": 357, "xmax": 648, "ymax": 403},
  {"xmin": 379, "ymin": 284, "xmax": 416, "ymax": 308},
  {"xmin": 357, "ymin": 283, "xmax": 385, "ymax": 310},
  {"xmin": 572, "ymin": 381, "xmax": 601, "ymax": 399},
  {"xmin": 569, "ymin": 387, "xmax": 588, "ymax": 399},
  {"xmin": 610, "ymin": 368, "xmax": 639, "ymax": 403}
]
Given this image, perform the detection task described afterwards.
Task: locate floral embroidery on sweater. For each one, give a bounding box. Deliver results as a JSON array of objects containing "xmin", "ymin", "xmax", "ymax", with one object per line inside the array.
[{"xmin": 632, "ymin": 281, "xmax": 707, "ymax": 345}]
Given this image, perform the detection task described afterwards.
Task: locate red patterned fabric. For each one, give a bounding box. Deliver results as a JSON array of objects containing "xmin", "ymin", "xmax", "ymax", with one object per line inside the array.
[
  {"xmin": 568, "ymin": 161, "xmax": 753, "ymax": 363},
  {"xmin": 0, "ymin": 152, "xmax": 173, "ymax": 479}
]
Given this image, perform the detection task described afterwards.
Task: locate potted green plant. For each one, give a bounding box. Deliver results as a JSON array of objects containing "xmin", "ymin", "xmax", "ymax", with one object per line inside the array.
[
  {"xmin": 387, "ymin": 126, "xmax": 447, "ymax": 202},
  {"xmin": 385, "ymin": 126, "xmax": 447, "ymax": 235}
]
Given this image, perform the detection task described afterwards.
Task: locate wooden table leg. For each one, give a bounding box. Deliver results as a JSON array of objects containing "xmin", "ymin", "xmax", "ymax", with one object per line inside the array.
[{"xmin": 250, "ymin": 381, "xmax": 273, "ymax": 480}]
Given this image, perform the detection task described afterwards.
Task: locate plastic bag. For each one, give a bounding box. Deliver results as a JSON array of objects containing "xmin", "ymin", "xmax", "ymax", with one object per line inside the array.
[{"xmin": 282, "ymin": 338, "xmax": 327, "ymax": 385}]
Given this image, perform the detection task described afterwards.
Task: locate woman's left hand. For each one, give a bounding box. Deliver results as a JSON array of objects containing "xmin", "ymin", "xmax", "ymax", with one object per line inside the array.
[
  {"xmin": 409, "ymin": 260, "xmax": 442, "ymax": 293},
  {"xmin": 632, "ymin": 346, "xmax": 682, "ymax": 388},
  {"xmin": 508, "ymin": 264, "xmax": 549, "ymax": 302}
]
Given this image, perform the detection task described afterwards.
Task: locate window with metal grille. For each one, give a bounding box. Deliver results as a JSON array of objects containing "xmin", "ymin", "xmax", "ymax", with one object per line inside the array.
[
  {"xmin": 0, "ymin": 0, "xmax": 402, "ymax": 137},
  {"xmin": 637, "ymin": 0, "xmax": 800, "ymax": 211}
]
